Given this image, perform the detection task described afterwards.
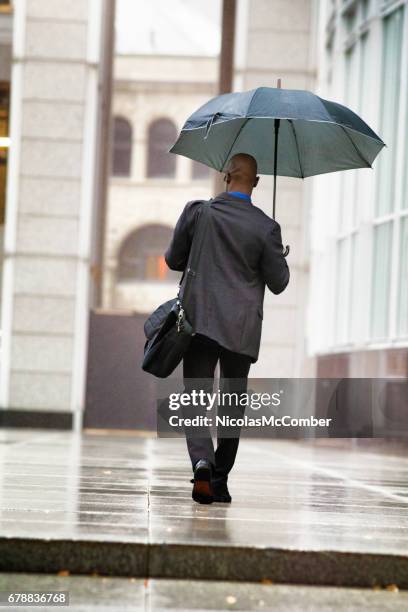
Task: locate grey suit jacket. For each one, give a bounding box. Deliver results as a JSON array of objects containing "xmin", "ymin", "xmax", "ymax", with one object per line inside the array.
[{"xmin": 165, "ymin": 191, "xmax": 290, "ymax": 361}]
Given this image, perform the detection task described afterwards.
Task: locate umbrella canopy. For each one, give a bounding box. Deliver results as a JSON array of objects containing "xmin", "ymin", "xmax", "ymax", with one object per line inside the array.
[{"xmin": 170, "ymin": 87, "xmax": 385, "ymax": 178}]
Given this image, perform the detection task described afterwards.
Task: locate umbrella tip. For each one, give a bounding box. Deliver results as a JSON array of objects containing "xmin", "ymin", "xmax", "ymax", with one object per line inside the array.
[{"xmin": 277, "ymin": 78, "xmax": 282, "ymax": 89}]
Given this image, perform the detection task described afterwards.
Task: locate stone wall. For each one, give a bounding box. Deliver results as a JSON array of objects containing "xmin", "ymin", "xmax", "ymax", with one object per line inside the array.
[
  {"xmin": 103, "ymin": 54, "xmax": 217, "ymax": 312},
  {"xmin": 0, "ymin": 0, "xmax": 107, "ymax": 426}
]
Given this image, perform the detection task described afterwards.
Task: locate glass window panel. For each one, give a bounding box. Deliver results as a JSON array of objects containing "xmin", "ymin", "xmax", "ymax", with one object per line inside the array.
[
  {"xmin": 343, "ymin": 5, "xmax": 357, "ymax": 33},
  {"xmin": 361, "ymin": 0, "xmax": 370, "ymax": 22},
  {"xmin": 371, "ymin": 221, "xmax": 393, "ymax": 339},
  {"xmin": 342, "ymin": 172, "xmax": 357, "ymax": 231},
  {"xmin": 117, "ymin": 224, "xmax": 179, "ymax": 283},
  {"xmin": 355, "ymin": 33, "xmax": 370, "ymax": 226},
  {"xmin": 345, "ymin": 44, "xmax": 359, "ymax": 108},
  {"xmin": 0, "ymin": 84, "xmax": 9, "ymax": 225},
  {"xmin": 339, "ymin": 46, "xmax": 359, "ymax": 232},
  {"xmin": 405, "ymin": 125, "xmax": 408, "ymax": 209},
  {"xmin": 335, "ymin": 237, "xmax": 350, "ymax": 344},
  {"xmin": 349, "ymin": 232, "xmax": 360, "ymax": 341},
  {"xmin": 358, "ymin": 33, "xmax": 370, "ymax": 114},
  {"xmin": 0, "ymin": 1, "xmax": 12, "ymax": 12},
  {"xmin": 112, "ymin": 117, "xmax": 132, "ymax": 177},
  {"xmin": 397, "ymin": 217, "xmax": 408, "ymax": 336},
  {"xmin": 404, "ymin": 71, "xmax": 408, "ymax": 210},
  {"xmin": 147, "ymin": 119, "xmax": 177, "ymax": 178},
  {"xmin": 376, "ymin": 7, "xmax": 404, "ymax": 216}
]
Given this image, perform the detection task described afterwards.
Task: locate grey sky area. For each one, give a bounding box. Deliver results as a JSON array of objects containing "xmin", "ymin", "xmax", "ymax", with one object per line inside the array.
[{"xmin": 116, "ymin": 0, "xmax": 221, "ymax": 56}]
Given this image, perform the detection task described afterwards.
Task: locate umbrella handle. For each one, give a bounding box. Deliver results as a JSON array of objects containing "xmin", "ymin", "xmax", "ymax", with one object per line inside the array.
[{"xmin": 283, "ymin": 245, "xmax": 290, "ymax": 257}]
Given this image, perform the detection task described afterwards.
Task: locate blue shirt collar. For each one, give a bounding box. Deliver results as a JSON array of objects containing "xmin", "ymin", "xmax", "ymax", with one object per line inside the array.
[{"xmin": 228, "ymin": 191, "xmax": 252, "ymax": 202}]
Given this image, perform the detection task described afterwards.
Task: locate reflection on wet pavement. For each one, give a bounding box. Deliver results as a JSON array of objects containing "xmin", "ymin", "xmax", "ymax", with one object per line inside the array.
[{"xmin": 1, "ymin": 429, "xmax": 408, "ymax": 586}]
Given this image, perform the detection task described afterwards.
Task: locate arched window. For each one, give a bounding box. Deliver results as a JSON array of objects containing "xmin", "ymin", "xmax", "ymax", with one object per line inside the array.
[
  {"xmin": 0, "ymin": 1, "xmax": 12, "ymax": 12},
  {"xmin": 117, "ymin": 225, "xmax": 179, "ymax": 282},
  {"xmin": 192, "ymin": 160, "xmax": 210, "ymax": 180},
  {"xmin": 147, "ymin": 118, "xmax": 177, "ymax": 178},
  {"xmin": 112, "ymin": 116, "xmax": 132, "ymax": 176}
]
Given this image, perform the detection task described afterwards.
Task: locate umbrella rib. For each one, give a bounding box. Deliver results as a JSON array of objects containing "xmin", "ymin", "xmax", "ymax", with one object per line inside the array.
[
  {"xmin": 340, "ymin": 125, "xmax": 372, "ymax": 168},
  {"xmin": 220, "ymin": 118, "xmax": 250, "ymax": 172},
  {"xmin": 288, "ymin": 119, "xmax": 304, "ymax": 179}
]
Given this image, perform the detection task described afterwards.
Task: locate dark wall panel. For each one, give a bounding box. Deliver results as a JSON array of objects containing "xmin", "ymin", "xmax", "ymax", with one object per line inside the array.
[{"xmin": 84, "ymin": 311, "xmax": 176, "ymax": 430}]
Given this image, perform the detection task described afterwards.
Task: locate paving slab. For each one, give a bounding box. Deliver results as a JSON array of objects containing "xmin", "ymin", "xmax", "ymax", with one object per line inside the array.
[
  {"xmin": 1, "ymin": 430, "xmax": 408, "ymax": 587},
  {"xmin": 0, "ymin": 573, "xmax": 407, "ymax": 611}
]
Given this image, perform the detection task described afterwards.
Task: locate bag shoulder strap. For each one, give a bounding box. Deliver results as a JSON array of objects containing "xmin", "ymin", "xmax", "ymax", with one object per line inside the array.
[
  {"xmin": 188, "ymin": 200, "xmax": 212, "ymax": 271},
  {"xmin": 179, "ymin": 199, "xmax": 212, "ymax": 305}
]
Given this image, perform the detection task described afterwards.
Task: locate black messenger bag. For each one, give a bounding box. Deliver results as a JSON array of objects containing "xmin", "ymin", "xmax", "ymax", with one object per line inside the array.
[{"xmin": 141, "ymin": 201, "xmax": 211, "ymax": 378}]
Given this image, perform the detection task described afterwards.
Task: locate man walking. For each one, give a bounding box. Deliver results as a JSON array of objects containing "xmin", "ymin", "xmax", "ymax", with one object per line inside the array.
[{"xmin": 165, "ymin": 153, "xmax": 289, "ymax": 504}]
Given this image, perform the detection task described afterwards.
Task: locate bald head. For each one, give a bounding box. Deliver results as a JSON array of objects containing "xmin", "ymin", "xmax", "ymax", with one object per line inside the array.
[{"xmin": 224, "ymin": 153, "xmax": 259, "ymax": 195}]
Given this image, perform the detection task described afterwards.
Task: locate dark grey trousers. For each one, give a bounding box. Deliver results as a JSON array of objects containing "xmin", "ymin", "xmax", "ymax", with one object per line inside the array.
[{"xmin": 182, "ymin": 334, "xmax": 251, "ymax": 483}]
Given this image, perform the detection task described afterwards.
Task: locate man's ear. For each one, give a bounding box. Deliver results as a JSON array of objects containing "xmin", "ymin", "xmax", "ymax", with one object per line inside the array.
[
  {"xmin": 224, "ymin": 172, "xmax": 231, "ymax": 184},
  {"xmin": 254, "ymin": 176, "xmax": 259, "ymax": 188}
]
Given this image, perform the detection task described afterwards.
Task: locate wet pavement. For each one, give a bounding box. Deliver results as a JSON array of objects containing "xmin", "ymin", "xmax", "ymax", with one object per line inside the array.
[
  {"xmin": 0, "ymin": 572, "xmax": 407, "ymax": 611},
  {"xmin": 0, "ymin": 429, "xmax": 408, "ymax": 589}
]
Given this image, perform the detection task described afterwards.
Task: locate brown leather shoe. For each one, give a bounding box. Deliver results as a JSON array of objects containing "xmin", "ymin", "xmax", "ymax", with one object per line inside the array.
[{"xmin": 192, "ymin": 459, "xmax": 213, "ymax": 504}]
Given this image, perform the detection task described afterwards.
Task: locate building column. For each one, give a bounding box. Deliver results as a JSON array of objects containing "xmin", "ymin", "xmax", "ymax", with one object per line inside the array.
[{"xmin": 0, "ymin": 0, "xmax": 108, "ymax": 430}]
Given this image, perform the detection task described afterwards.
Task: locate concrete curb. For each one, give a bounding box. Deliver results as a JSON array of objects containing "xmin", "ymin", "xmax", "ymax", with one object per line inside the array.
[{"xmin": 1, "ymin": 537, "xmax": 407, "ymax": 588}]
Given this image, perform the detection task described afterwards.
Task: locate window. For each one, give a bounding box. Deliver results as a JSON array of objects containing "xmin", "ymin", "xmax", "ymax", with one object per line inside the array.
[
  {"xmin": 376, "ymin": 7, "xmax": 403, "ymax": 216},
  {"xmin": 358, "ymin": 33, "xmax": 370, "ymax": 117},
  {"xmin": 371, "ymin": 221, "xmax": 392, "ymax": 339},
  {"xmin": 397, "ymin": 218, "xmax": 408, "ymax": 337},
  {"xmin": 397, "ymin": 7, "xmax": 408, "ymax": 337},
  {"xmin": 343, "ymin": 4, "xmax": 358, "ymax": 33},
  {"xmin": 370, "ymin": 6, "xmax": 405, "ymax": 340},
  {"xmin": 117, "ymin": 225, "xmax": 179, "ymax": 283},
  {"xmin": 355, "ymin": 32, "xmax": 370, "ymax": 216},
  {"xmin": 147, "ymin": 119, "xmax": 177, "ymax": 178},
  {"xmin": 335, "ymin": 238, "xmax": 350, "ymax": 344},
  {"xmin": 0, "ymin": 83, "xmax": 9, "ymax": 225},
  {"xmin": 112, "ymin": 116, "xmax": 132, "ymax": 177},
  {"xmin": 334, "ymin": 37, "xmax": 362, "ymax": 347},
  {"xmin": 192, "ymin": 160, "xmax": 210, "ymax": 180},
  {"xmin": 361, "ymin": 0, "xmax": 370, "ymax": 21},
  {"xmin": 404, "ymin": 63, "xmax": 408, "ymax": 212},
  {"xmin": 317, "ymin": 1, "xmax": 408, "ymax": 352},
  {"xmin": 341, "ymin": 44, "xmax": 359, "ymax": 231},
  {"xmin": 349, "ymin": 232, "xmax": 361, "ymax": 341},
  {"xmin": 0, "ymin": 1, "xmax": 12, "ymax": 13}
]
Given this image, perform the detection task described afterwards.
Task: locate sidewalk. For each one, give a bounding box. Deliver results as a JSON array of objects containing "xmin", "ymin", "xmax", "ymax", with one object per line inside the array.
[{"xmin": 0, "ymin": 429, "xmax": 408, "ymax": 608}]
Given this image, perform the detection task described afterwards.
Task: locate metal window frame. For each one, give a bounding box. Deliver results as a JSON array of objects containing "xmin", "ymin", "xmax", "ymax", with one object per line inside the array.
[
  {"xmin": 330, "ymin": 0, "xmax": 408, "ymax": 352},
  {"xmin": 375, "ymin": 3, "xmax": 408, "ymax": 344}
]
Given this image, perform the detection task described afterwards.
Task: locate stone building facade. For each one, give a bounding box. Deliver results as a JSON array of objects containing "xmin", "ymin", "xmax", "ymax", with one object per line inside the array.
[
  {"xmin": 105, "ymin": 0, "xmax": 316, "ymax": 380},
  {"xmin": 0, "ymin": 0, "xmax": 111, "ymax": 429},
  {"xmin": 103, "ymin": 54, "xmax": 218, "ymax": 314},
  {"xmin": 0, "ymin": 0, "xmax": 405, "ymax": 429}
]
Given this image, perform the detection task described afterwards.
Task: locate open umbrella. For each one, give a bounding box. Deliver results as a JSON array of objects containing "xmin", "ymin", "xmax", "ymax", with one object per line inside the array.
[{"xmin": 170, "ymin": 85, "xmax": 385, "ymax": 245}]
